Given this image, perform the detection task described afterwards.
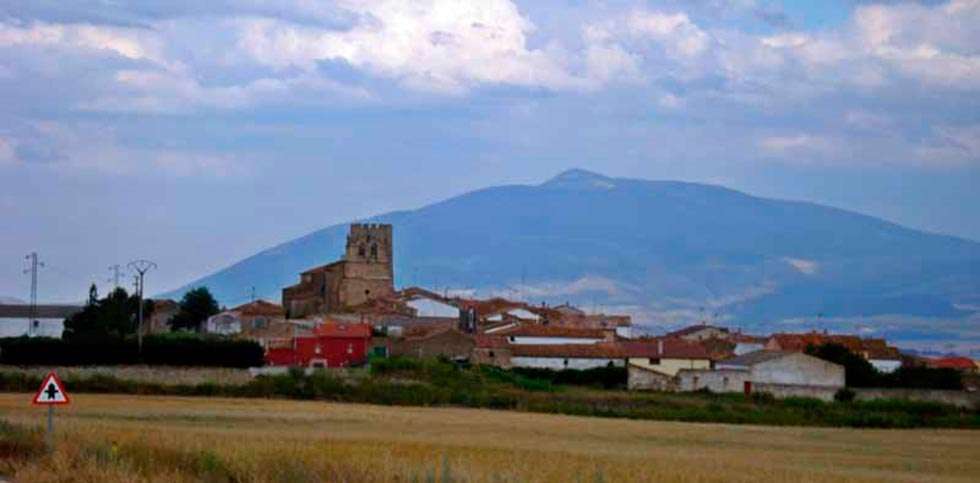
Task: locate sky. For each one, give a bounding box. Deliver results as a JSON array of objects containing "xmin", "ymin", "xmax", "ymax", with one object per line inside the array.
[{"xmin": 1, "ymin": 0, "xmax": 978, "ymax": 303}]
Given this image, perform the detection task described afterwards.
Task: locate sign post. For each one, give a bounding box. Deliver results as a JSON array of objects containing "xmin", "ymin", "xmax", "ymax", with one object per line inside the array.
[{"xmin": 32, "ymin": 371, "xmax": 70, "ymax": 452}]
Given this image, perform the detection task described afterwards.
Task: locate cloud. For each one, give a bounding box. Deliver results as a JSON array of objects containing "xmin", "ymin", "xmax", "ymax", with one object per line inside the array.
[
  {"xmin": 0, "ymin": 136, "xmax": 16, "ymax": 165},
  {"xmin": 234, "ymin": 1, "xmax": 583, "ymax": 93},
  {"xmin": 2, "ymin": 120, "xmax": 251, "ymax": 177},
  {"xmin": 759, "ymin": 134, "xmax": 832, "ymax": 154}
]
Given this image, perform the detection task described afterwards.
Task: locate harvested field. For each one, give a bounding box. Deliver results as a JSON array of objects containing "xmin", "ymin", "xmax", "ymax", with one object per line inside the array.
[{"xmin": 1, "ymin": 393, "xmax": 978, "ymax": 482}]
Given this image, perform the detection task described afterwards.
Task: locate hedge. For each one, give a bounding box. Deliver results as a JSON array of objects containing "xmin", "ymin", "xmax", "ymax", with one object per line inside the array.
[{"xmin": 0, "ymin": 335, "xmax": 263, "ymax": 368}]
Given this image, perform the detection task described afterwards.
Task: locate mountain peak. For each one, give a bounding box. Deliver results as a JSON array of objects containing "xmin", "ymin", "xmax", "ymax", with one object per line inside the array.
[{"xmin": 542, "ymin": 169, "xmax": 616, "ymax": 190}]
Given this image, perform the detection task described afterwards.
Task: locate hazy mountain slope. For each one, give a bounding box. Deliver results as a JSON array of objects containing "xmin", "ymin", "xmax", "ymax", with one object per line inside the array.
[{"xmin": 162, "ymin": 170, "xmax": 980, "ymax": 328}]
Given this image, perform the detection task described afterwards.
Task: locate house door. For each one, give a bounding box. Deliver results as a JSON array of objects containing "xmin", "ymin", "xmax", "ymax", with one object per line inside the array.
[{"xmin": 743, "ymin": 381, "xmax": 752, "ymax": 395}]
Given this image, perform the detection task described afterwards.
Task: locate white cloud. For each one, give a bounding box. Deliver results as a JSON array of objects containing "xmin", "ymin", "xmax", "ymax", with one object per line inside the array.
[
  {"xmin": 628, "ymin": 11, "xmax": 710, "ymax": 59},
  {"xmin": 759, "ymin": 134, "xmax": 832, "ymax": 154},
  {"xmin": 235, "ymin": 1, "xmax": 583, "ymax": 93}
]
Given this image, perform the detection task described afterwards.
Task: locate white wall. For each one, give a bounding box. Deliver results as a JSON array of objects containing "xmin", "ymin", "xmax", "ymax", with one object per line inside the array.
[
  {"xmin": 511, "ymin": 357, "xmax": 624, "ymax": 370},
  {"xmin": 509, "ymin": 336, "xmax": 603, "ymax": 345},
  {"xmin": 407, "ymin": 299, "xmax": 459, "ymax": 317},
  {"xmin": 870, "ymin": 359, "xmax": 902, "ymax": 374},
  {"xmin": 615, "ymin": 326, "xmax": 633, "ymax": 339}
]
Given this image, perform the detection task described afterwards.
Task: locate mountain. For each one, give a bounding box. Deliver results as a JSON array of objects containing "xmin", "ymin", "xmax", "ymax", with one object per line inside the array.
[
  {"xmin": 162, "ymin": 169, "xmax": 980, "ymax": 339},
  {"xmin": 0, "ymin": 296, "xmax": 26, "ymax": 304}
]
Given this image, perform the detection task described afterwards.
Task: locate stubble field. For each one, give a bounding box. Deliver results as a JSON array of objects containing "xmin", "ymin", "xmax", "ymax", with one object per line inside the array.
[{"xmin": 0, "ymin": 393, "xmax": 977, "ymax": 482}]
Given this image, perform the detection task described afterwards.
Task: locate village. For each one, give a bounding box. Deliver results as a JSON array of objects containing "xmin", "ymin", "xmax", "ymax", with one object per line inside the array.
[{"xmin": 136, "ymin": 224, "xmax": 978, "ymax": 404}]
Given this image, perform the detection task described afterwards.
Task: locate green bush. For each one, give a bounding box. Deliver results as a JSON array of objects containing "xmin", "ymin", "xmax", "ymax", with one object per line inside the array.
[{"xmin": 834, "ymin": 388, "xmax": 856, "ymax": 403}]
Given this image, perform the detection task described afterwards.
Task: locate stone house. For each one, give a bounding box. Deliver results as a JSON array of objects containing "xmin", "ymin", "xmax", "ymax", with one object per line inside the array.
[
  {"xmin": 679, "ymin": 350, "xmax": 845, "ymax": 401},
  {"xmin": 624, "ymin": 339, "xmax": 713, "ymax": 391},
  {"xmin": 282, "ymin": 224, "xmax": 395, "ymax": 318},
  {"xmin": 389, "ymin": 327, "xmax": 475, "ymax": 361}
]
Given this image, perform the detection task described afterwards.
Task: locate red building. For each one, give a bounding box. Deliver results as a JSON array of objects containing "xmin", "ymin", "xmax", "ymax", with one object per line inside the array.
[{"xmin": 265, "ymin": 322, "xmax": 372, "ymax": 368}]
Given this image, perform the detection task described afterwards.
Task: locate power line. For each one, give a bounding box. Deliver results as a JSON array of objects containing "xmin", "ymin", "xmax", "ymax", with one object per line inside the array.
[
  {"xmin": 22, "ymin": 252, "xmax": 45, "ymax": 337},
  {"xmin": 127, "ymin": 259, "xmax": 157, "ymax": 353}
]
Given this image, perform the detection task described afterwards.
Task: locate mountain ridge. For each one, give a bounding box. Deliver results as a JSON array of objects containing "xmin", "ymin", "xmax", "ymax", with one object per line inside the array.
[{"xmin": 161, "ymin": 170, "xmax": 980, "ymax": 339}]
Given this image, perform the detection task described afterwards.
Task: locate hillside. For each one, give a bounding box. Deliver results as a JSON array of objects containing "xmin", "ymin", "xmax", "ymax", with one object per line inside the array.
[{"xmin": 162, "ymin": 170, "xmax": 980, "ymax": 336}]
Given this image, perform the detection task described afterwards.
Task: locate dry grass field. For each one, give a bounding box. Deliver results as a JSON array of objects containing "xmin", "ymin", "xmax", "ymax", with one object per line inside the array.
[{"xmin": 0, "ymin": 393, "xmax": 978, "ymax": 482}]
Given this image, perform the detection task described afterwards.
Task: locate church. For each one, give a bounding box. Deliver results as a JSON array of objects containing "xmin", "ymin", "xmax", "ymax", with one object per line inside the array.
[{"xmin": 281, "ymin": 224, "xmax": 395, "ymax": 318}]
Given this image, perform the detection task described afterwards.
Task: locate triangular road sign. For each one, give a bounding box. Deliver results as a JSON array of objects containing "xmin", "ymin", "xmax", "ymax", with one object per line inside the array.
[{"xmin": 33, "ymin": 372, "xmax": 70, "ymax": 405}]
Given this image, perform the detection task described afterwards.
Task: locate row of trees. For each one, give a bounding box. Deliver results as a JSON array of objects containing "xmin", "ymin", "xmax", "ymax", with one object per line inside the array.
[
  {"xmin": 63, "ymin": 284, "xmax": 221, "ymax": 341},
  {"xmin": 806, "ymin": 343, "xmax": 962, "ymax": 390}
]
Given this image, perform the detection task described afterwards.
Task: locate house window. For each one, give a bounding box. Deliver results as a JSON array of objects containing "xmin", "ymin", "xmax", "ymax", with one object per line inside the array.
[
  {"xmin": 648, "ymin": 358, "xmax": 661, "ymax": 365},
  {"xmin": 723, "ymin": 377, "xmax": 729, "ymax": 388},
  {"xmin": 254, "ymin": 317, "xmax": 267, "ymax": 329},
  {"xmin": 489, "ymin": 351, "xmax": 495, "ymax": 358},
  {"xmin": 563, "ymin": 359, "xmax": 569, "ymax": 367},
  {"xmin": 509, "ymin": 336, "xmax": 515, "ymax": 342},
  {"xmin": 693, "ymin": 376, "xmax": 700, "ymax": 388}
]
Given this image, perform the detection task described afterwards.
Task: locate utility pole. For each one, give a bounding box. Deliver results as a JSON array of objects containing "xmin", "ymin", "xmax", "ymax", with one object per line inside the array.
[
  {"xmin": 107, "ymin": 264, "xmax": 123, "ymax": 289},
  {"xmin": 23, "ymin": 252, "xmax": 45, "ymax": 337},
  {"xmin": 127, "ymin": 259, "xmax": 157, "ymax": 353}
]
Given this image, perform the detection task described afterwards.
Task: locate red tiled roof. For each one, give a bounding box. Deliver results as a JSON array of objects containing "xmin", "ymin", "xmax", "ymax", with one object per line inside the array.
[
  {"xmin": 496, "ymin": 325, "xmax": 608, "ymax": 339},
  {"xmin": 768, "ymin": 333, "xmax": 864, "ymax": 352},
  {"xmin": 313, "ymin": 322, "xmax": 372, "ymax": 339},
  {"xmin": 509, "ymin": 343, "xmax": 628, "ymax": 359},
  {"xmin": 231, "ymin": 300, "xmax": 286, "ymax": 317},
  {"xmin": 618, "ymin": 339, "xmax": 711, "ymax": 360},
  {"xmin": 926, "ymin": 357, "xmax": 976, "ymax": 370}
]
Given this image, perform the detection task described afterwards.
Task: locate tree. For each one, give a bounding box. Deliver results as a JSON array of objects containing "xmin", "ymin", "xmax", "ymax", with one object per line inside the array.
[
  {"xmin": 63, "ymin": 286, "xmax": 151, "ymax": 340},
  {"xmin": 806, "ymin": 343, "xmax": 881, "ymax": 387},
  {"xmin": 170, "ymin": 287, "xmax": 220, "ymax": 332}
]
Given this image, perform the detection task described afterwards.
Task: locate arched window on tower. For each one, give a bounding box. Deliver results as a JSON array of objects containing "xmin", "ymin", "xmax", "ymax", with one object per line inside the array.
[
  {"xmin": 370, "ymin": 244, "xmax": 378, "ymax": 259},
  {"xmin": 357, "ymin": 244, "xmax": 366, "ymax": 257}
]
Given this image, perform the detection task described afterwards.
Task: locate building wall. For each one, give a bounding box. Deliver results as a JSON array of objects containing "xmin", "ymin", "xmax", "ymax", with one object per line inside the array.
[
  {"xmin": 508, "ymin": 336, "xmax": 603, "ymax": 345},
  {"xmin": 751, "ymin": 353, "xmax": 844, "ymax": 388},
  {"xmin": 472, "ymin": 347, "xmax": 512, "ymax": 368},
  {"xmin": 753, "ymin": 383, "xmax": 838, "ymax": 402},
  {"xmin": 511, "ymin": 356, "xmax": 624, "ymax": 370},
  {"xmin": 628, "ymin": 364, "xmax": 677, "ymax": 391},
  {"xmin": 677, "ymin": 368, "xmax": 749, "ymax": 393},
  {"xmin": 390, "ymin": 330, "xmax": 475, "ymax": 360},
  {"xmin": 870, "ymin": 359, "xmax": 902, "ymax": 374},
  {"xmin": 627, "ymin": 357, "xmax": 711, "ymax": 377}
]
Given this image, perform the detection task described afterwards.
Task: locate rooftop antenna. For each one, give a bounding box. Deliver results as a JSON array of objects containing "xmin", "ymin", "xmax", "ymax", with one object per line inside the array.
[{"xmin": 249, "ymin": 286, "xmax": 256, "ymax": 303}]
